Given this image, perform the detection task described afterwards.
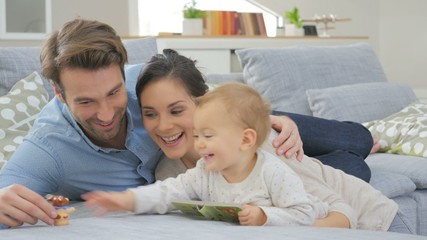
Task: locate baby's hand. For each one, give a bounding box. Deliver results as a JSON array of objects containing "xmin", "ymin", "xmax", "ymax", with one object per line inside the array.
[
  {"xmin": 237, "ymin": 205, "xmax": 267, "ymax": 226},
  {"xmin": 81, "ymin": 190, "xmax": 135, "ymax": 216}
]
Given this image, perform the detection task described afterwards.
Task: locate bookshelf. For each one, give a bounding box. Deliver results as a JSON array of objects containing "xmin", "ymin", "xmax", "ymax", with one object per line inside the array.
[
  {"xmin": 203, "ymin": 11, "xmax": 266, "ymax": 36},
  {"xmin": 154, "ymin": 36, "xmax": 371, "ymax": 74}
]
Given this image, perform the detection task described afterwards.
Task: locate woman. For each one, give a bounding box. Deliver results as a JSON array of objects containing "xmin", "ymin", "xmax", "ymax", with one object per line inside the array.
[{"xmin": 135, "ymin": 49, "xmax": 408, "ymax": 233}]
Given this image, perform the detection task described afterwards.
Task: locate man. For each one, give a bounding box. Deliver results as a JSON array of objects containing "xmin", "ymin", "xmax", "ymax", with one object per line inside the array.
[
  {"xmin": 0, "ymin": 19, "xmax": 163, "ymax": 228},
  {"xmin": 0, "ymin": 18, "xmax": 305, "ymax": 229}
]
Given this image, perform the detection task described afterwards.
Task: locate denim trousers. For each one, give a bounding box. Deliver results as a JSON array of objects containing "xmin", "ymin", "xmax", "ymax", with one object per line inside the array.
[{"xmin": 272, "ymin": 111, "xmax": 373, "ymax": 182}]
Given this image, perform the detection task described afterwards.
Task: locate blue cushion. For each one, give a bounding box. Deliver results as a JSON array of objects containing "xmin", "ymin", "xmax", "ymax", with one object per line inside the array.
[
  {"xmin": 392, "ymin": 195, "xmax": 418, "ymax": 234},
  {"xmin": 409, "ymin": 191, "xmax": 427, "ymax": 235},
  {"xmin": 369, "ymin": 169, "xmax": 416, "ymax": 198},
  {"xmin": 0, "ymin": 47, "xmax": 53, "ymax": 97},
  {"xmin": 306, "ymin": 82, "xmax": 417, "ymax": 123},
  {"xmin": 123, "ymin": 37, "xmax": 157, "ymax": 65},
  {"xmin": 124, "ymin": 63, "xmax": 144, "ymax": 98},
  {"xmin": 236, "ymin": 43, "xmax": 388, "ymax": 115},
  {"xmin": 367, "ymin": 153, "xmax": 427, "ymax": 189}
]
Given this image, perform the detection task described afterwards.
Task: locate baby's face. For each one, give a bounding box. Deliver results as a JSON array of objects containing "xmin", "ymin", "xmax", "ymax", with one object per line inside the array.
[{"xmin": 193, "ymin": 101, "xmax": 245, "ymax": 172}]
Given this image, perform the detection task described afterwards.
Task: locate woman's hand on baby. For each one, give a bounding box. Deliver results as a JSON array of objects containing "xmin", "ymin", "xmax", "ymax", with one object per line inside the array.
[
  {"xmin": 81, "ymin": 190, "xmax": 135, "ymax": 216},
  {"xmin": 238, "ymin": 205, "xmax": 267, "ymax": 226},
  {"xmin": 270, "ymin": 115, "xmax": 304, "ymax": 161}
]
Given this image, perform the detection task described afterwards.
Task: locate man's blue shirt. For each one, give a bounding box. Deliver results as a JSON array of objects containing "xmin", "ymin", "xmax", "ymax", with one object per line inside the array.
[{"xmin": 0, "ymin": 86, "xmax": 162, "ymax": 200}]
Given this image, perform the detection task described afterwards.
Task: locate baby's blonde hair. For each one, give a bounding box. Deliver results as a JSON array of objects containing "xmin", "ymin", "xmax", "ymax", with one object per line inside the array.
[{"xmin": 195, "ymin": 82, "xmax": 271, "ymax": 148}]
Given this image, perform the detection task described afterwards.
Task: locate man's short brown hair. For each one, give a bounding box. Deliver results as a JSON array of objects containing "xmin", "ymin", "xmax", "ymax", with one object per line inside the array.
[{"xmin": 41, "ymin": 18, "xmax": 128, "ymax": 92}]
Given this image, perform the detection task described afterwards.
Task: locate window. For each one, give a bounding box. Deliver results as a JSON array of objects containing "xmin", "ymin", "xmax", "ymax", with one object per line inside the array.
[
  {"xmin": 0, "ymin": 0, "xmax": 52, "ymax": 39},
  {"xmin": 138, "ymin": 0, "xmax": 279, "ymax": 36}
]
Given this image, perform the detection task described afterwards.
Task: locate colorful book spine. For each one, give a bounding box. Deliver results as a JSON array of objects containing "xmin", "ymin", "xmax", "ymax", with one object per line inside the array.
[{"xmin": 202, "ymin": 11, "xmax": 266, "ymax": 36}]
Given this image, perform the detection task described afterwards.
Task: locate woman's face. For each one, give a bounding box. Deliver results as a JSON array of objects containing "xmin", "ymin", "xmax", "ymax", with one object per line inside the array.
[{"xmin": 140, "ymin": 77, "xmax": 198, "ymax": 161}]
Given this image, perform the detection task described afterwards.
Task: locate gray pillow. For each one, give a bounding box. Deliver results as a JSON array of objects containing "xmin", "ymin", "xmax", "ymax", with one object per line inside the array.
[
  {"xmin": 369, "ymin": 170, "xmax": 416, "ymax": 198},
  {"xmin": 306, "ymin": 82, "xmax": 418, "ymax": 123},
  {"xmin": 0, "ymin": 47, "xmax": 53, "ymax": 97},
  {"xmin": 236, "ymin": 43, "xmax": 388, "ymax": 115},
  {"xmin": 123, "ymin": 37, "xmax": 158, "ymax": 65},
  {"xmin": 205, "ymin": 73, "xmax": 244, "ymax": 84},
  {"xmin": 367, "ymin": 153, "xmax": 427, "ymax": 189}
]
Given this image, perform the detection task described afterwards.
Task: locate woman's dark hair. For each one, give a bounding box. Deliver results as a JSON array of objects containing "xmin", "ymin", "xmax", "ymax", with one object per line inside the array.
[{"xmin": 135, "ymin": 49, "xmax": 208, "ymax": 106}]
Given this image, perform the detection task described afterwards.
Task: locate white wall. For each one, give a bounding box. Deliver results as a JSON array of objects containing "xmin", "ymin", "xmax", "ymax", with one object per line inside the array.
[
  {"xmin": 379, "ymin": 0, "xmax": 427, "ymax": 89},
  {"xmin": 254, "ymin": 0, "xmax": 380, "ymax": 50},
  {"xmin": 254, "ymin": 0, "xmax": 426, "ymax": 90},
  {"xmin": 0, "ymin": 0, "xmax": 135, "ymax": 47},
  {"xmin": 1, "ymin": 0, "xmax": 426, "ymax": 90},
  {"xmin": 51, "ymin": 0, "xmax": 130, "ymax": 36}
]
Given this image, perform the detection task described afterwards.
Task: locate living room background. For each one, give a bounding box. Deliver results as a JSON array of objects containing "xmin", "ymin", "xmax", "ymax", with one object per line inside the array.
[{"xmin": 0, "ymin": 0, "xmax": 426, "ymax": 94}]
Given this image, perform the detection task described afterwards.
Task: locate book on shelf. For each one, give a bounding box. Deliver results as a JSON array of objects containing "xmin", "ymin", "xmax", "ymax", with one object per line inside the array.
[
  {"xmin": 171, "ymin": 199, "xmax": 243, "ymax": 222},
  {"xmin": 203, "ymin": 11, "xmax": 266, "ymax": 36}
]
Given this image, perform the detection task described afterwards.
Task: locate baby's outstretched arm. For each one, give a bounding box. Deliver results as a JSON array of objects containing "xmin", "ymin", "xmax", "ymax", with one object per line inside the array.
[
  {"xmin": 238, "ymin": 205, "xmax": 267, "ymax": 226},
  {"xmin": 81, "ymin": 190, "xmax": 135, "ymax": 216}
]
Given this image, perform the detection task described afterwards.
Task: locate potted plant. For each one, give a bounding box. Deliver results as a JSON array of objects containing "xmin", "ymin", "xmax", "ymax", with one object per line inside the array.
[
  {"xmin": 284, "ymin": 7, "xmax": 304, "ymax": 36},
  {"xmin": 182, "ymin": 0, "xmax": 205, "ymax": 36}
]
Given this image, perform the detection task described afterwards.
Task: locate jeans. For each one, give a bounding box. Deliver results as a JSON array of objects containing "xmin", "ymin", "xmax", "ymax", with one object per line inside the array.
[{"xmin": 272, "ymin": 111, "xmax": 372, "ymax": 182}]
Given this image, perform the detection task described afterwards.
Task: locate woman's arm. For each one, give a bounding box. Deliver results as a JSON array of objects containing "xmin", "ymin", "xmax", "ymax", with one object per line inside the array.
[
  {"xmin": 271, "ymin": 111, "xmax": 373, "ymax": 158},
  {"xmin": 271, "ymin": 111, "xmax": 373, "ymax": 182}
]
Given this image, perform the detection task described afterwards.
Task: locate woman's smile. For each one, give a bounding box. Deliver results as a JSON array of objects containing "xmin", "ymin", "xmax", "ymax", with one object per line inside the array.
[{"xmin": 159, "ymin": 132, "xmax": 184, "ymax": 147}]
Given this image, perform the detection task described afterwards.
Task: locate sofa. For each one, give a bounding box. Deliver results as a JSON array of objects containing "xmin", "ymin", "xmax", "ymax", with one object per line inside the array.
[{"xmin": 0, "ymin": 38, "xmax": 426, "ymax": 237}]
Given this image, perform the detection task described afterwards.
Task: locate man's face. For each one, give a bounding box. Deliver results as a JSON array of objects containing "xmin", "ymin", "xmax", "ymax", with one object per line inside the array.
[{"xmin": 55, "ymin": 64, "xmax": 128, "ymax": 148}]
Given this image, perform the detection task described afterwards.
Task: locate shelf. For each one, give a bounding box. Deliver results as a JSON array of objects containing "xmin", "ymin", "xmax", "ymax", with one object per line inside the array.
[
  {"xmin": 154, "ymin": 36, "xmax": 370, "ymax": 51},
  {"xmin": 123, "ymin": 36, "xmax": 371, "ymax": 74}
]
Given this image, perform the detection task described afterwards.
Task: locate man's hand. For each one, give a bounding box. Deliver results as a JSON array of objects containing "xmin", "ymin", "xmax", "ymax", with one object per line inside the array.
[
  {"xmin": 238, "ymin": 205, "xmax": 267, "ymax": 226},
  {"xmin": 270, "ymin": 115, "xmax": 304, "ymax": 160},
  {"xmin": 0, "ymin": 184, "xmax": 56, "ymax": 227}
]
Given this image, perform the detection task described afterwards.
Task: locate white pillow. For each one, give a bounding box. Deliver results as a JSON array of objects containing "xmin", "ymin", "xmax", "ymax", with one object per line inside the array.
[
  {"xmin": 0, "ymin": 72, "xmax": 49, "ymax": 170},
  {"xmin": 306, "ymin": 82, "xmax": 418, "ymax": 123}
]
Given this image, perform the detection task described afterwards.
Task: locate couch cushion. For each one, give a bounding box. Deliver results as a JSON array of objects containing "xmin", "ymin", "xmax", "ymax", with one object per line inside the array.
[
  {"xmin": 369, "ymin": 169, "xmax": 416, "ymax": 198},
  {"xmin": 0, "ymin": 47, "xmax": 54, "ymax": 98},
  {"xmin": 392, "ymin": 195, "xmax": 418, "ymax": 235},
  {"xmin": 409, "ymin": 190, "xmax": 427, "ymax": 235},
  {"xmin": 236, "ymin": 43, "xmax": 387, "ymax": 115},
  {"xmin": 124, "ymin": 63, "xmax": 144, "ymax": 98},
  {"xmin": 306, "ymin": 82, "xmax": 417, "ymax": 122},
  {"xmin": 0, "ymin": 72, "xmax": 49, "ymax": 170},
  {"xmin": 122, "ymin": 37, "xmax": 158, "ymax": 65},
  {"xmin": 366, "ymin": 153, "xmax": 427, "ymax": 189},
  {"xmin": 205, "ymin": 73, "xmax": 245, "ymax": 84}
]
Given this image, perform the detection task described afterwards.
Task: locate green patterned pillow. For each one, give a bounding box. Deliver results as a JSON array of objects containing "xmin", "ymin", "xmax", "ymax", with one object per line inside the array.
[
  {"xmin": 363, "ymin": 102, "xmax": 427, "ymax": 157},
  {"xmin": 0, "ymin": 72, "xmax": 49, "ymax": 170}
]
